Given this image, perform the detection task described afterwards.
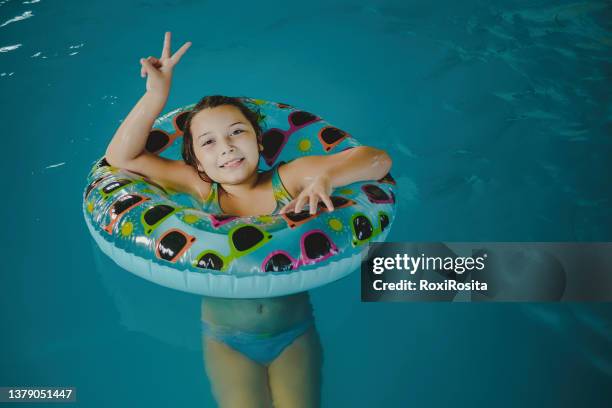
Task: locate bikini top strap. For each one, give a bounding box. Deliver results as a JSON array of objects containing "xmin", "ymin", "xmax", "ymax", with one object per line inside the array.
[
  {"xmin": 202, "ymin": 162, "xmax": 293, "ymax": 214},
  {"xmin": 271, "ymin": 161, "xmax": 294, "ymax": 208},
  {"xmin": 202, "ymin": 181, "xmax": 222, "ymax": 213}
]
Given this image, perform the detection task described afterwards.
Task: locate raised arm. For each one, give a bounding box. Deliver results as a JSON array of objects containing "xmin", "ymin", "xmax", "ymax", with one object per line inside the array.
[{"xmin": 104, "ymin": 32, "xmax": 200, "ymax": 194}]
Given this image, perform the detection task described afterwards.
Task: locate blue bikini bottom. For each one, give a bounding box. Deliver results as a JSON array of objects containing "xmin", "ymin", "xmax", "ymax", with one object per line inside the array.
[{"xmin": 201, "ymin": 316, "xmax": 315, "ymax": 366}]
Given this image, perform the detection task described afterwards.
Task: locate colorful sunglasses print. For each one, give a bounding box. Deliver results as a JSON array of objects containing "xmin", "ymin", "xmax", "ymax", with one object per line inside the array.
[
  {"xmin": 140, "ymin": 204, "xmax": 180, "ymax": 235},
  {"xmin": 276, "ymin": 102, "xmax": 294, "ymax": 109},
  {"xmin": 103, "ymin": 194, "xmax": 150, "ymax": 234},
  {"xmin": 145, "ymin": 110, "xmax": 190, "ymax": 154},
  {"xmin": 378, "ymin": 172, "xmax": 396, "ymax": 185},
  {"xmin": 261, "ymin": 229, "xmax": 339, "ymax": 272},
  {"xmin": 280, "ymin": 196, "xmax": 356, "ymax": 229},
  {"xmin": 261, "ymin": 110, "xmax": 321, "ymax": 166},
  {"xmin": 99, "ymin": 178, "xmax": 135, "ymax": 201},
  {"xmin": 155, "ymin": 228, "xmax": 196, "ymax": 263},
  {"xmin": 317, "ymin": 126, "xmax": 350, "ymax": 152},
  {"xmin": 85, "ymin": 174, "xmax": 114, "ymax": 200},
  {"xmin": 193, "ymin": 224, "xmax": 273, "ymax": 272},
  {"xmin": 91, "ymin": 157, "xmax": 111, "ymax": 173},
  {"xmin": 350, "ymin": 211, "xmax": 390, "ymax": 247},
  {"xmin": 90, "ymin": 158, "xmax": 119, "ymax": 180},
  {"xmin": 209, "ymin": 214, "xmax": 239, "ymax": 229},
  {"xmin": 361, "ymin": 184, "xmax": 395, "ymax": 204}
]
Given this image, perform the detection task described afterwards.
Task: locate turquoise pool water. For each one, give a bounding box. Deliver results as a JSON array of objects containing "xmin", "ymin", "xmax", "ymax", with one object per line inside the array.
[{"xmin": 1, "ymin": 0, "xmax": 610, "ymax": 406}]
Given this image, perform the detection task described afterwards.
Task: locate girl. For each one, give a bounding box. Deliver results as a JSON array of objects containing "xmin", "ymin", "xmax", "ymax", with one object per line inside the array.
[{"xmin": 105, "ymin": 32, "xmax": 392, "ymax": 408}]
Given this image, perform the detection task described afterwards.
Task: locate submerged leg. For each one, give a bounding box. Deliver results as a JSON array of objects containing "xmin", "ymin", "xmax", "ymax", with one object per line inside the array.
[
  {"xmin": 202, "ymin": 334, "xmax": 273, "ymax": 408},
  {"xmin": 267, "ymin": 325, "xmax": 324, "ymax": 408}
]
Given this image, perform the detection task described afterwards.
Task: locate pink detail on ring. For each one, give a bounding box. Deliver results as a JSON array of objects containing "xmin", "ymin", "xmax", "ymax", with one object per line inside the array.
[
  {"xmin": 261, "ymin": 111, "xmax": 321, "ymax": 166},
  {"xmin": 260, "ymin": 229, "xmax": 339, "ymax": 272}
]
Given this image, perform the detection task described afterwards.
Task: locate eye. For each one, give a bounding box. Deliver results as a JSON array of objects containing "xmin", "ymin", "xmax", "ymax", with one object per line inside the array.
[
  {"xmin": 201, "ymin": 139, "xmax": 214, "ymax": 146},
  {"xmin": 231, "ymin": 129, "xmax": 244, "ymax": 136}
]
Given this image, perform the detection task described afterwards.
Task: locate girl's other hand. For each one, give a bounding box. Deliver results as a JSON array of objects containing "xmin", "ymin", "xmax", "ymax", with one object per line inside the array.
[
  {"xmin": 140, "ymin": 31, "xmax": 191, "ymax": 96},
  {"xmin": 279, "ymin": 174, "xmax": 335, "ymax": 215}
]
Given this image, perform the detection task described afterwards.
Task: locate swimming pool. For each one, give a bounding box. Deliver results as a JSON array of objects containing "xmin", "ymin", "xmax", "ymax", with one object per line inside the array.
[{"xmin": 1, "ymin": 0, "xmax": 610, "ymax": 406}]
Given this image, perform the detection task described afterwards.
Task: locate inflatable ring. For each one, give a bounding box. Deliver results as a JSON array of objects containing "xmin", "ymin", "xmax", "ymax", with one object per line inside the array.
[{"xmin": 82, "ymin": 97, "xmax": 398, "ymax": 298}]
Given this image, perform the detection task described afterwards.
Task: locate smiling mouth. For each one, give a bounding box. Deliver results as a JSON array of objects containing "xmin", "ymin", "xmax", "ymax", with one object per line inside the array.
[{"xmin": 220, "ymin": 158, "xmax": 245, "ymax": 168}]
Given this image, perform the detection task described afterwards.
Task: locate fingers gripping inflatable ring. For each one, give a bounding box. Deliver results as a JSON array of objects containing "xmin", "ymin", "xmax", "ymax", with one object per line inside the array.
[{"xmin": 82, "ymin": 97, "xmax": 398, "ymax": 298}]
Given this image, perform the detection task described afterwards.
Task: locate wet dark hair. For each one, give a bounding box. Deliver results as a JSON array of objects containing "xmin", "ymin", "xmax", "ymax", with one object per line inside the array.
[{"xmin": 181, "ymin": 95, "xmax": 263, "ymax": 183}]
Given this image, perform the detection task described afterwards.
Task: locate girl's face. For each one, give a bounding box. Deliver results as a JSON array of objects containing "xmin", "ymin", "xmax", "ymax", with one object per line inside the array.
[{"xmin": 189, "ymin": 105, "xmax": 260, "ymax": 184}]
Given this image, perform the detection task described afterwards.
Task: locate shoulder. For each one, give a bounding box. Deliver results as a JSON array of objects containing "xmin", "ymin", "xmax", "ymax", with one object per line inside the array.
[{"xmin": 156, "ymin": 157, "xmax": 211, "ymax": 199}]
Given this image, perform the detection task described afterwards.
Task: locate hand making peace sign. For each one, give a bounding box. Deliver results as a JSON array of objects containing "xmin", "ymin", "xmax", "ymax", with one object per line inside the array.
[{"xmin": 140, "ymin": 31, "xmax": 191, "ymax": 95}]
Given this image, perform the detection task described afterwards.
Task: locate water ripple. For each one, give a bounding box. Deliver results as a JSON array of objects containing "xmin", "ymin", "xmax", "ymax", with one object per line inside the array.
[
  {"xmin": 0, "ymin": 10, "xmax": 33, "ymax": 28},
  {"xmin": 0, "ymin": 43, "xmax": 22, "ymax": 52}
]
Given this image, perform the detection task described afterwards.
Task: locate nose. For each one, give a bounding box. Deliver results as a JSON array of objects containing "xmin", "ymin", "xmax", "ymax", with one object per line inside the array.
[{"xmin": 219, "ymin": 137, "xmax": 235, "ymax": 156}]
